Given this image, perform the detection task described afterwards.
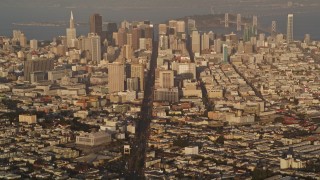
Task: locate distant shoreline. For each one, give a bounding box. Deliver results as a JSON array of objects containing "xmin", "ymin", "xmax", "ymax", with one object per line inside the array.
[
  {"xmin": 12, "ymin": 22, "xmax": 64, "ymax": 27},
  {"xmin": 12, "ymin": 22, "xmax": 92, "ymax": 28}
]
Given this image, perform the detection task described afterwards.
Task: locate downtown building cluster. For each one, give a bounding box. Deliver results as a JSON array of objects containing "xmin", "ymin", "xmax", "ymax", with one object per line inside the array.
[{"xmin": 144, "ymin": 14, "xmax": 320, "ymax": 179}]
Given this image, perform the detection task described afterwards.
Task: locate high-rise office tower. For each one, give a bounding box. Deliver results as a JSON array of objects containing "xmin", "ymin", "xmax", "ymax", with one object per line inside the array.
[
  {"xmin": 13, "ymin": 30, "xmax": 22, "ymax": 42},
  {"xmin": 176, "ymin": 21, "xmax": 186, "ymax": 33},
  {"xmin": 113, "ymin": 32, "xmax": 119, "ymax": 46},
  {"xmin": 243, "ymin": 24, "xmax": 255, "ymax": 42},
  {"xmin": 108, "ymin": 62, "xmax": 125, "ymax": 93},
  {"xmin": 19, "ymin": 33, "xmax": 27, "ymax": 48},
  {"xmin": 30, "ymin": 39, "xmax": 38, "ymax": 50},
  {"xmin": 131, "ymin": 64, "xmax": 145, "ymax": 91},
  {"xmin": 146, "ymin": 26, "xmax": 154, "ymax": 39},
  {"xmin": 191, "ymin": 31, "xmax": 201, "ymax": 54},
  {"xmin": 225, "ymin": 13, "xmax": 229, "ymax": 28},
  {"xmin": 214, "ymin": 39, "xmax": 222, "ymax": 53},
  {"xmin": 237, "ymin": 14, "xmax": 241, "ymax": 31},
  {"xmin": 139, "ymin": 38, "xmax": 146, "ymax": 50},
  {"xmin": 158, "ymin": 24, "xmax": 167, "ymax": 35},
  {"xmin": 121, "ymin": 20, "xmax": 130, "ymax": 29},
  {"xmin": 127, "ymin": 33, "xmax": 133, "ymax": 47},
  {"xmin": 201, "ymin": 33, "xmax": 210, "ymax": 52},
  {"xmin": 271, "ymin": 21, "xmax": 277, "ymax": 37},
  {"xmin": 88, "ymin": 33, "xmax": 101, "ymax": 64},
  {"xmin": 117, "ymin": 28, "xmax": 127, "ymax": 47},
  {"xmin": 287, "ymin": 14, "xmax": 294, "ymax": 43},
  {"xmin": 223, "ymin": 44, "xmax": 228, "ymax": 63},
  {"xmin": 122, "ymin": 44, "xmax": 133, "ymax": 60},
  {"xmin": 253, "ymin": 15, "xmax": 258, "ymax": 35},
  {"xmin": 168, "ymin": 20, "xmax": 178, "ymax": 29},
  {"xmin": 159, "ymin": 70, "xmax": 174, "ymax": 88},
  {"xmin": 90, "ymin": 13, "xmax": 102, "ymax": 38},
  {"xmin": 24, "ymin": 58, "xmax": 54, "ymax": 82},
  {"xmin": 132, "ymin": 28, "xmax": 142, "ymax": 50},
  {"xmin": 159, "ymin": 35, "xmax": 169, "ymax": 50},
  {"xmin": 66, "ymin": 11, "xmax": 77, "ymax": 48},
  {"xmin": 107, "ymin": 22, "xmax": 118, "ymax": 33},
  {"xmin": 143, "ymin": 25, "xmax": 154, "ymax": 39},
  {"xmin": 208, "ymin": 31, "xmax": 215, "ymax": 41},
  {"xmin": 187, "ymin": 19, "xmax": 196, "ymax": 34}
]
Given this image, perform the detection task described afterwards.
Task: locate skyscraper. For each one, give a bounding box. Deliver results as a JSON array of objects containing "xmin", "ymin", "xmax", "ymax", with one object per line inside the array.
[
  {"xmin": 131, "ymin": 64, "xmax": 145, "ymax": 91},
  {"xmin": 66, "ymin": 11, "xmax": 77, "ymax": 48},
  {"xmin": 19, "ymin": 33, "xmax": 27, "ymax": 48},
  {"xmin": 287, "ymin": 14, "xmax": 294, "ymax": 43},
  {"xmin": 237, "ymin": 14, "xmax": 241, "ymax": 31},
  {"xmin": 187, "ymin": 19, "xmax": 196, "ymax": 34},
  {"xmin": 225, "ymin": 13, "xmax": 229, "ymax": 28},
  {"xmin": 176, "ymin": 21, "xmax": 186, "ymax": 33},
  {"xmin": 132, "ymin": 28, "xmax": 142, "ymax": 51},
  {"xmin": 271, "ymin": 21, "xmax": 277, "ymax": 37},
  {"xmin": 253, "ymin": 15, "xmax": 258, "ymax": 35},
  {"xmin": 158, "ymin": 24, "xmax": 167, "ymax": 35},
  {"xmin": 117, "ymin": 28, "xmax": 127, "ymax": 47},
  {"xmin": 201, "ymin": 33, "xmax": 210, "ymax": 52},
  {"xmin": 108, "ymin": 62, "xmax": 125, "ymax": 93},
  {"xmin": 191, "ymin": 31, "xmax": 200, "ymax": 54},
  {"xmin": 88, "ymin": 33, "xmax": 101, "ymax": 64},
  {"xmin": 90, "ymin": 13, "xmax": 102, "ymax": 38},
  {"xmin": 223, "ymin": 44, "xmax": 228, "ymax": 63}
]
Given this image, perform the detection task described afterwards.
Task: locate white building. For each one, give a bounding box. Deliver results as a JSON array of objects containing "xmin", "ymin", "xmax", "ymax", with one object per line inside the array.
[
  {"xmin": 185, "ymin": 146, "xmax": 199, "ymax": 155},
  {"xmin": 76, "ymin": 131, "xmax": 111, "ymax": 146},
  {"xmin": 280, "ymin": 154, "xmax": 306, "ymax": 169},
  {"xmin": 19, "ymin": 115, "xmax": 37, "ymax": 124}
]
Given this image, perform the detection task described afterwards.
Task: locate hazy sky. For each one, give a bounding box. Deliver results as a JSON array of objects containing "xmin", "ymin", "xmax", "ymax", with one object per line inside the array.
[{"xmin": 1, "ymin": 0, "xmax": 319, "ymax": 23}]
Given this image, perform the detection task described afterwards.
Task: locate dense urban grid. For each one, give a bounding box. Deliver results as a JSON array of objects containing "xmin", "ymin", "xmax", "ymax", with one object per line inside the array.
[{"xmin": 0, "ymin": 10, "xmax": 319, "ymax": 180}]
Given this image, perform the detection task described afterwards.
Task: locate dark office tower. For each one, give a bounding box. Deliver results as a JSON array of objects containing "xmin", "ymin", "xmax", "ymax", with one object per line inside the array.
[
  {"xmin": 143, "ymin": 21, "xmax": 151, "ymax": 25},
  {"xmin": 90, "ymin": 13, "xmax": 103, "ymax": 38},
  {"xmin": 106, "ymin": 22, "xmax": 118, "ymax": 42},
  {"xmin": 24, "ymin": 58, "xmax": 54, "ymax": 82},
  {"xmin": 132, "ymin": 28, "xmax": 142, "ymax": 51},
  {"xmin": 107, "ymin": 22, "xmax": 118, "ymax": 33},
  {"xmin": 144, "ymin": 26, "xmax": 154, "ymax": 39}
]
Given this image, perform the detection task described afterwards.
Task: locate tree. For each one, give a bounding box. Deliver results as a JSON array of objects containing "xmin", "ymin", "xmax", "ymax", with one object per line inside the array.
[
  {"xmin": 252, "ymin": 168, "xmax": 273, "ymax": 180},
  {"xmin": 216, "ymin": 135, "xmax": 224, "ymax": 145},
  {"xmin": 274, "ymin": 117, "xmax": 284, "ymax": 124},
  {"xmin": 173, "ymin": 138, "xmax": 190, "ymax": 148}
]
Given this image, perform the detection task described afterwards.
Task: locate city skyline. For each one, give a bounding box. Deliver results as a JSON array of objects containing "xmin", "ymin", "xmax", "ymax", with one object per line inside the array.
[
  {"xmin": 0, "ymin": 3, "xmax": 320, "ymax": 179},
  {"xmin": 1, "ymin": 0, "xmax": 320, "ymax": 40}
]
